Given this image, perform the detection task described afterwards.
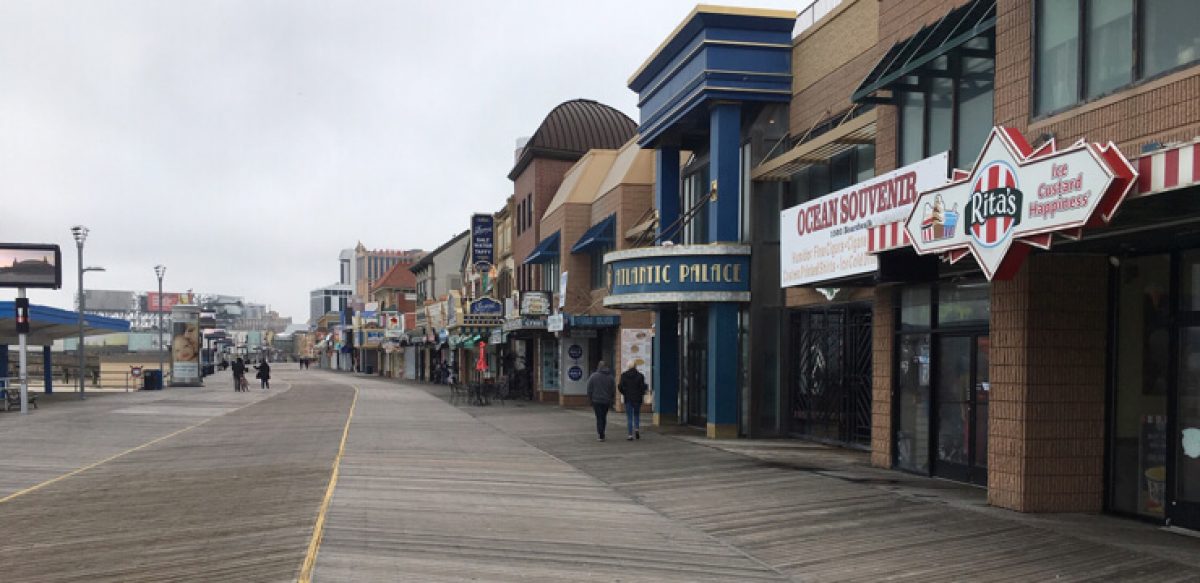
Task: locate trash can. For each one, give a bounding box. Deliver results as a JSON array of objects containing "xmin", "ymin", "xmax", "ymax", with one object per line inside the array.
[
  {"xmin": 144, "ymin": 370, "xmax": 163, "ymax": 390},
  {"xmin": 365, "ymin": 365, "xmax": 374, "ymax": 375}
]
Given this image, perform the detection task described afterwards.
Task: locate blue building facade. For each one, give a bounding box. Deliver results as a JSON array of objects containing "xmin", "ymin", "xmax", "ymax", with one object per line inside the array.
[{"xmin": 606, "ymin": 6, "xmax": 795, "ymax": 437}]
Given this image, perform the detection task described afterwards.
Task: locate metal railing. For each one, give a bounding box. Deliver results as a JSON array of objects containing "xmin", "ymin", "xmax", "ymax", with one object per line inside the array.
[{"xmin": 795, "ymin": 0, "xmax": 844, "ymax": 36}]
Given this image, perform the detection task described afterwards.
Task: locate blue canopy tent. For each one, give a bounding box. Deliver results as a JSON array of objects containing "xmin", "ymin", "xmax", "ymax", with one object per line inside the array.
[{"xmin": 0, "ymin": 301, "xmax": 130, "ymax": 394}]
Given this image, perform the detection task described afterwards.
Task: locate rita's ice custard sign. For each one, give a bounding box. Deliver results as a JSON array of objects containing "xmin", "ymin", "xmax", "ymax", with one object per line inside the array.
[
  {"xmin": 780, "ymin": 154, "xmax": 949, "ymax": 287},
  {"xmin": 903, "ymin": 127, "xmax": 1137, "ymax": 280}
]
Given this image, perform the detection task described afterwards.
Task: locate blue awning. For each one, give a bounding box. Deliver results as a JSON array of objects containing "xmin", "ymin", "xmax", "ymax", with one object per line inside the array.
[
  {"xmin": 571, "ymin": 214, "xmax": 616, "ymax": 254},
  {"xmin": 523, "ymin": 231, "xmax": 560, "ymax": 265}
]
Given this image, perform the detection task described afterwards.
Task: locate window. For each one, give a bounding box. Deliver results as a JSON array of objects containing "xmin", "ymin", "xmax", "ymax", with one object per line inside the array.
[
  {"xmin": 682, "ymin": 167, "xmax": 710, "ymax": 245},
  {"xmin": 896, "ymin": 43, "xmax": 994, "ymax": 168},
  {"xmin": 1035, "ymin": 0, "xmax": 1197, "ymax": 116},
  {"xmin": 526, "ymin": 195, "xmax": 533, "ymax": 232},
  {"xmin": 590, "ymin": 245, "xmax": 611, "ymax": 289},
  {"xmin": 542, "ymin": 257, "xmax": 560, "ymax": 294},
  {"xmin": 787, "ymin": 144, "xmax": 876, "ymax": 204}
]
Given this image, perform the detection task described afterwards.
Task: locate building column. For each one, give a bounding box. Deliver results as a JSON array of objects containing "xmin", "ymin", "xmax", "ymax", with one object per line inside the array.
[
  {"xmin": 653, "ymin": 310, "xmax": 679, "ymax": 425},
  {"xmin": 708, "ymin": 102, "xmax": 741, "ymax": 243},
  {"xmin": 655, "ymin": 146, "xmax": 680, "ymax": 242},
  {"xmin": 0, "ymin": 345, "xmax": 8, "ymax": 383},
  {"xmin": 871, "ymin": 287, "xmax": 895, "ymax": 467},
  {"xmin": 43, "ymin": 346, "xmax": 53, "ymax": 393},
  {"xmin": 988, "ymin": 254, "xmax": 1108, "ymax": 512},
  {"xmin": 707, "ymin": 303, "xmax": 739, "ymax": 438},
  {"xmin": 705, "ymin": 101, "xmax": 743, "ymax": 438}
]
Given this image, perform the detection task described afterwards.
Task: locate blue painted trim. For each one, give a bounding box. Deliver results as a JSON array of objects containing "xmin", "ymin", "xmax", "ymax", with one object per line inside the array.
[
  {"xmin": 523, "ymin": 231, "xmax": 561, "ymax": 265},
  {"xmin": 570, "ymin": 215, "xmax": 616, "ymax": 254},
  {"xmin": 655, "ymin": 148, "xmax": 681, "ymax": 243},
  {"xmin": 43, "ymin": 345, "xmax": 52, "ymax": 394},
  {"xmin": 709, "ymin": 103, "xmax": 741, "ymax": 243}
]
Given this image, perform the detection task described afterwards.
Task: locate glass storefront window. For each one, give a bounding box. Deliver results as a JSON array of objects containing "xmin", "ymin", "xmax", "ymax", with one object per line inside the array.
[
  {"xmin": 928, "ymin": 77, "xmax": 954, "ymax": 158},
  {"xmin": 896, "ymin": 333, "xmax": 931, "ymax": 473},
  {"xmin": 937, "ymin": 282, "xmax": 990, "ymax": 326},
  {"xmin": 540, "ymin": 338, "xmax": 560, "ymax": 390},
  {"xmin": 1178, "ymin": 250, "xmax": 1200, "ymax": 312},
  {"xmin": 1110, "ymin": 254, "xmax": 1170, "ymax": 518},
  {"xmin": 900, "ymin": 286, "xmax": 932, "ymax": 330},
  {"xmin": 899, "ymin": 90, "xmax": 925, "ymax": 166},
  {"xmin": 1176, "ymin": 327, "xmax": 1200, "ymax": 510},
  {"xmin": 957, "ymin": 56, "xmax": 995, "ymax": 166}
]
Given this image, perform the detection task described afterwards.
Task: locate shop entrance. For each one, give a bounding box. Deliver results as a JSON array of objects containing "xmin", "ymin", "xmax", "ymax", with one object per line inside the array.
[
  {"xmin": 680, "ymin": 308, "xmax": 708, "ymax": 427},
  {"xmin": 933, "ymin": 334, "xmax": 989, "ymax": 485},
  {"xmin": 789, "ymin": 305, "xmax": 872, "ymax": 448},
  {"xmin": 1110, "ymin": 252, "xmax": 1200, "ymax": 530}
]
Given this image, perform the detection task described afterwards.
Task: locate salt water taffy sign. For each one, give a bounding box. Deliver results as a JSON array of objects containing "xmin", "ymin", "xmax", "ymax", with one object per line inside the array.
[{"xmin": 903, "ymin": 126, "xmax": 1137, "ymax": 280}]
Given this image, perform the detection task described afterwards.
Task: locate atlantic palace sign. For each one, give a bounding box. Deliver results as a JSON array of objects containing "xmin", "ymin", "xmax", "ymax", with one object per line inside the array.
[{"xmin": 903, "ymin": 126, "xmax": 1137, "ymax": 280}]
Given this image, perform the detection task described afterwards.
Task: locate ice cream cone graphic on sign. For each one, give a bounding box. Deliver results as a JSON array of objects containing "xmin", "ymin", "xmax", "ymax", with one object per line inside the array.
[{"xmin": 920, "ymin": 194, "xmax": 958, "ymax": 242}]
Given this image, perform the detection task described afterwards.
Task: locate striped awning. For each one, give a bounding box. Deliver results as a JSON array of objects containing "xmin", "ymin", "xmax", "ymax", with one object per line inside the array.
[{"xmin": 1133, "ymin": 140, "xmax": 1200, "ymax": 198}]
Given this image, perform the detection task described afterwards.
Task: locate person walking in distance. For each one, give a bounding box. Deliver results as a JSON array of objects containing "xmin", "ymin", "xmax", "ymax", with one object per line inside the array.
[
  {"xmin": 232, "ymin": 358, "xmax": 247, "ymax": 392},
  {"xmin": 618, "ymin": 361, "xmax": 648, "ymax": 440},
  {"xmin": 586, "ymin": 361, "xmax": 616, "ymax": 442},
  {"xmin": 255, "ymin": 360, "xmax": 271, "ymax": 390}
]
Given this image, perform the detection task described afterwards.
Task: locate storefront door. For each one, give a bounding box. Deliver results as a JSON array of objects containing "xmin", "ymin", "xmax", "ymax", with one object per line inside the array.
[
  {"xmin": 680, "ymin": 309, "xmax": 708, "ymax": 427},
  {"xmin": 934, "ymin": 334, "xmax": 989, "ymax": 486},
  {"xmin": 790, "ymin": 305, "xmax": 873, "ymax": 448},
  {"xmin": 1110, "ymin": 251, "xmax": 1200, "ymax": 529}
]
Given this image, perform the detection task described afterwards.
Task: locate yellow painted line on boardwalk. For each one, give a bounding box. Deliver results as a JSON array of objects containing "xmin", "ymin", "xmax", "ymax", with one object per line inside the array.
[
  {"xmin": 298, "ymin": 384, "xmax": 359, "ymax": 583},
  {"xmin": 0, "ymin": 382, "xmax": 292, "ymax": 505}
]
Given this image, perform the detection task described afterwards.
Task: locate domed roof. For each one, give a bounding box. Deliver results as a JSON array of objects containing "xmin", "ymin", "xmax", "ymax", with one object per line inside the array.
[{"xmin": 509, "ymin": 99, "xmax": 636, "ymax": 180}]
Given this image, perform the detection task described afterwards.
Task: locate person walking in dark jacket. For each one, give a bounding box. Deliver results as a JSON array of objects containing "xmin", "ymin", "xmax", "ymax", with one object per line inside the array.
[
  {"xmin": 618, "ymin": 361, "xmax": 648, "ymax": 440},
  {"xmin": 232, "ymin": 358, "xmax": 247, "ymax": 392},
  {"xmin": 255, "ymin": 361, "xmax": 271, "ymax": 389},
  {"xmin": 586, "ymin": 362, "xmax": 616, "ymax": 441}
]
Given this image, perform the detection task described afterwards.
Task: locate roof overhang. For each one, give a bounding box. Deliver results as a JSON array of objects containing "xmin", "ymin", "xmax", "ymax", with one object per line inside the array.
[
  {"xmin": 753, "ymin": 110, "xmax": 877, "ymax": 181},
  {"xmin": 0, "ymin": 301, "xmax": 130, "ymax": 346}
]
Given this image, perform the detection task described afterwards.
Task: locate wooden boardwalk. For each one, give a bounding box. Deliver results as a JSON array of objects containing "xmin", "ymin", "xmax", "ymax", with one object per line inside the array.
[
  {"xmin": 0, "ymin": 378, "xmax": 354, "ymax": 582},
  {"xmin": 2, "ymin": 370, "xmax": 1198, "ymax": 581}
]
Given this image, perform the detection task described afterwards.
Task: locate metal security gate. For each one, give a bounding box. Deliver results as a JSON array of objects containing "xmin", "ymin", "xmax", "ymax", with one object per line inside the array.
[{"xmin": 790, "ymin": 304, "xmax": 873, "ymax": 448}]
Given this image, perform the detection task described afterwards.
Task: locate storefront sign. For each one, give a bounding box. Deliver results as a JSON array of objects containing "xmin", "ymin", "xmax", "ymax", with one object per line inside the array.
[
  {"xmin": 471, "ymin": 213, "xmax": 494, "ymax": 267},
  {"xmin": 502, "ymin": 317, "xmax": 547, "ymax": 332},
  {"xmin": 603, "ymin": 244, "xmax": 751, "ymax": 307},
  {"xmin": 520, "ymin": 291, "xmax": 550, "ymax": 316},
  {"xmin": 780, "ymin": 154, "xmax": 949, "ymax": 287},
  {"xmin": 903, "ymin": 127, "xmax": 1136, "ymax": 279},
  {"xmin": 469, "ymin": 297, "xmax": 503, "ymax": 315},
  {"xmin": 568, "ymin": 314, "xmax": 620, "ymax": 328},
  {"xmin": 383, "ymin": 311, "xmax": 403, "ymax": 338},
  {"xmin": 547, "ymin": 313, "xmax": 565, "ymax": 332}
]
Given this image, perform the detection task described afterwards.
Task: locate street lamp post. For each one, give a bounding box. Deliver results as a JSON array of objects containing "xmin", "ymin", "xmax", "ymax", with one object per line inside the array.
[
  {"xmin": 154, "ymin": 265, "xmax": 166, "ymax": 388},
  {"xmin": 71, "ymin": 226, "xmax": 105, "ymax": 400}
]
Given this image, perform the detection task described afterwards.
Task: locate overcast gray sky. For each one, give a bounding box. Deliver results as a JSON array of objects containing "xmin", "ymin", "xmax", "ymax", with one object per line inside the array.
[{"xmin": 0, "ymin": 0, "xmax": 798, "ymax": 322}]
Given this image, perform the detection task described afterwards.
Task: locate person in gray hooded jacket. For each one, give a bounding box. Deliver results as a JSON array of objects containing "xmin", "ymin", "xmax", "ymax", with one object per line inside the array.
[{"xmin": 586, "ymin": 361, "xmax": 616, "ymax": 441}]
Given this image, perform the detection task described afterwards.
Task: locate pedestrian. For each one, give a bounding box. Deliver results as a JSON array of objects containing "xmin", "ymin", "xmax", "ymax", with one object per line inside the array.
[
  {"xmin": 232, "ymin": 358, "xmax": 247, "ymax": 392},
  {"xmin": 255, "ymin": 360, "xmax": 271, "ymax": 389},
  {"xmin": 618, "ymin": 361, "xmax": 648, "ymax": 440},
  {"xmin": 586, "ymin": 361, "xmax": 616, "ymax": 442}
]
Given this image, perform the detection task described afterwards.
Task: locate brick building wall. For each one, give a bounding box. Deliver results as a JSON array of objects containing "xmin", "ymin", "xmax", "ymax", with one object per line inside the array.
[
  {"xmin": 871, "ymin": 285, "xmax": 895, "ymax": 468},
  {"xmin": 996, "ymin": 0, "xmax": 1200, "ymax": 154},
  {"xmin": 988, "ymin": 254, "xmax": 1108, "ymax": 512},
  {"xmin": 512, "ymin": 158, "xmax": 576, "ymax": 292},
  {"xmin": 790, "ymin": 0, "xmax": 881, "ymax": 136},
  {"xmin": 539, "ymin": 203, "xmax": 593, "ymax": 314}
]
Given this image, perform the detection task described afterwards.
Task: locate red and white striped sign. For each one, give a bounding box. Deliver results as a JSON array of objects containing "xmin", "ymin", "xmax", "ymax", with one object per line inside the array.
[{"xmin": 866, "ymin": 221, "xmax": 912, "ymax": 253}]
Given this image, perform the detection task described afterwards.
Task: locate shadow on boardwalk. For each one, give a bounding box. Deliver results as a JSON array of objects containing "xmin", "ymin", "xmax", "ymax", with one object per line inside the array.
[{"xmin": 419, "ymin": 381, "xmax": 1200, "ymax": 583}]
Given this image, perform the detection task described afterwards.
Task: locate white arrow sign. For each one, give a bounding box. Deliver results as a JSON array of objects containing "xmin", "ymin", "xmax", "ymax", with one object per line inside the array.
[{"xmin": 904, "ymin": 126, "xmax": 1136, "ymax": 280}]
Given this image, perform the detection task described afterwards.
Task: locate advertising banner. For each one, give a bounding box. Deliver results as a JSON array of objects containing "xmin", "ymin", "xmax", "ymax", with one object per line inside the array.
[
  {"xmin": 383, "ymin": 311, "xmax": 404, "ymax": 337},
  {"xmin": 780, "ymin": 153, "xmax": 949, "ymax": 287},
  {"xmin": 903, "ymin": 127, "xmax": 1136, "ymax": 280},
  {"xmin": 0, "ymin": 244, "xmax": 62, "ymax": 289},
  {"xmin": 170, "ymin": 307, "xmax": 201, "ymax": 385},
  {"xmin": 547, "ymin": 313, "xmax": 564, "ymax": 332},
  {"xmin": 471, "ymin": 213, "xmax": 495, "ymax": 268},
  {"xmin": 469, "ymin": 297, "xmax": 503, "ymax": 315},
  {"xmin": 620, "ymin": 328, "xmax": 654, "ymax": 394},
  {"xmin": 147, "ymin": 292, "xmax": 183, "ymax": 313},
  {"xmin": 520, "ymin": 291, "xmax": 550, "ymax": 316}
]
